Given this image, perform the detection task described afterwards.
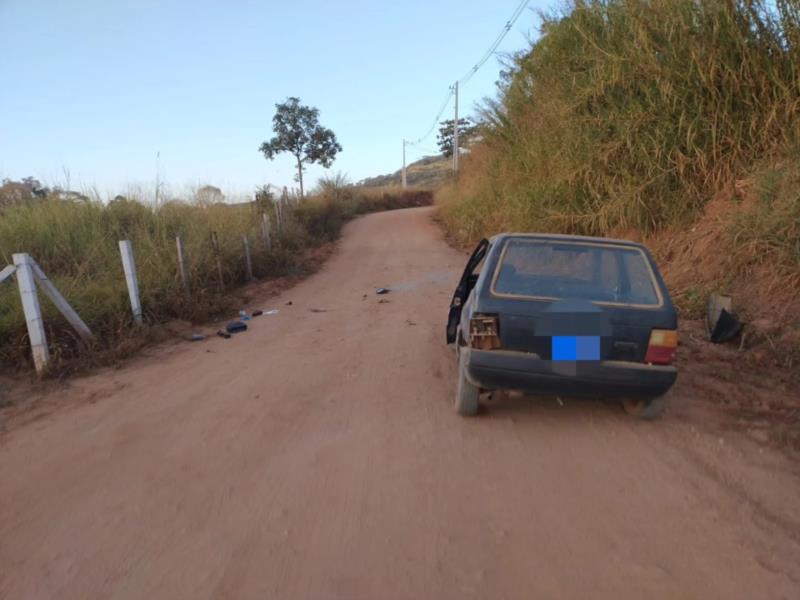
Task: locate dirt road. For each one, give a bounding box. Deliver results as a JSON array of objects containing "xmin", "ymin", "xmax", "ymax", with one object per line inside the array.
[{"xmin": 1, "ymin": 207, "xmax": 799, "ymax": 599}]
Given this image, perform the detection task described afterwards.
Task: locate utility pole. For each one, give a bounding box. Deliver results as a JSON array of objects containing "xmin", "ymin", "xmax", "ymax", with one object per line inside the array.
[
  {"xmin": 402, "ymin": 139, "xmax": 407, "ymax": 188},
  {"xmin": 453, "ymin": 81, "xmax": 459, "ymax": 173}
]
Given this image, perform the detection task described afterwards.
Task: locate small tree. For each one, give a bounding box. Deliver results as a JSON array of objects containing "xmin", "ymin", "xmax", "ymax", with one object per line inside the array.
[
  {"xmin": 254, "ymin": 185, "xmax": 274, "ymax": 212},
  {"xmin": 195, "ymin": 184, "xmax": 224, "ymax": 205},
  {"xmin": 437, "ymin": 118, "xmax": 477, "ymax": 158},
  {"xmin": 259, "ymin": 97, "xmax": 342, "ymax": 198}
]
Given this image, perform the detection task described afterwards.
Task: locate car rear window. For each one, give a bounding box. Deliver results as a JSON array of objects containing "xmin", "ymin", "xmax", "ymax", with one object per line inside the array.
[{"xmin": 492, "ymin": 239, "xmax": 661, "ymax": 306}]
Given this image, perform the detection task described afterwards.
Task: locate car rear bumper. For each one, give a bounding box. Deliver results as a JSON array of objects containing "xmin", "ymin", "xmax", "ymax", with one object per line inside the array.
[{"xmin": 464, "ymin": 348, "xmax": 677, "ymax": 398}]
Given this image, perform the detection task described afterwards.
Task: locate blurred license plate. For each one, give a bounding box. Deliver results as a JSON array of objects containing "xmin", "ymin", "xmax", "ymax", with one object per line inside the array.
[{"xmin": 552, "ymin": 336, "xmax": 600, "ymax": 361}]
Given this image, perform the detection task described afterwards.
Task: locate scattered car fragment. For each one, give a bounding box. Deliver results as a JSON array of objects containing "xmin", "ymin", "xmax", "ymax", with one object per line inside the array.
[
  {"xmin": 226, "ymin": 321, "xmax": 248, "ymax": 334},
  {"xmin": 707, "ymin": 294, "xmax": 743, "ymax": 343},
  {"xmin": 447, "ymin": 233, "xmax": 678, "ymax": 419},
  {"xmin": 376, "ymin": 287, "xmax": 390, "ymax": 295}
]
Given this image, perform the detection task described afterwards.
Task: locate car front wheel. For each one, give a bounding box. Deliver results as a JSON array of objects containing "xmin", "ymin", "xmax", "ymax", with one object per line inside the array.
[
  {"xmin": 455, "ymin": 348, "xmax": 480, "ymax": 416},
  {"xmin": 622, "ymin": 393, "xmax": 669, "ymax": 420}
]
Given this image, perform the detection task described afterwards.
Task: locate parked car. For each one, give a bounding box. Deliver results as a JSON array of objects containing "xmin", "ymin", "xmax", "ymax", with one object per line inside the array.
[{"xmin": 446, "ymin": 233, "xmax": 678, "ymax": 419}]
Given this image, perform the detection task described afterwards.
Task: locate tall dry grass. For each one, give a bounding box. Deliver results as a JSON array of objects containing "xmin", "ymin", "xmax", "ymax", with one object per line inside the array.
[{"xmin": 439, "ymin": 0, "xmax": 800, "ymax": 240}]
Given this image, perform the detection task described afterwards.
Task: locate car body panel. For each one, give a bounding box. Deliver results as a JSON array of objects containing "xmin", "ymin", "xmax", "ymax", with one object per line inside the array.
[{"xmin": 463, "ymin": 347, "xmax": 677, "ymax": 398}]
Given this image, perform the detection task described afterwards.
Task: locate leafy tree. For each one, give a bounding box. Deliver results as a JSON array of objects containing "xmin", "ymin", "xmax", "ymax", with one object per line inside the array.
[
  {"xmin": 437, "ymin": 118, "xmax": 478, "ymax": 158},
  {"xmin": 195, "ymin": 184, "xmax": 224, "ymax": 205},
  {"xmin": 259, "ymin": 97, "xmax": 341, "ymax": 198}
]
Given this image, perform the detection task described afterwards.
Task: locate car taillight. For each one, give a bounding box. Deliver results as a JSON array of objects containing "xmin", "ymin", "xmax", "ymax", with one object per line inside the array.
[
  {"xmin": 644, "ymin": 329, "xmax": 678, "ymax": 365},
  {"xmin": 470, "ymin": 315, "xmax": 501, "ymax": 350}
]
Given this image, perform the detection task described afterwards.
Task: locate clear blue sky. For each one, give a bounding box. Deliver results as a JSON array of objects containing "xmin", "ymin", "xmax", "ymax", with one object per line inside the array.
[{"xmin": 0, "ymin": 0, "xmax": 546, "ymax": 201}]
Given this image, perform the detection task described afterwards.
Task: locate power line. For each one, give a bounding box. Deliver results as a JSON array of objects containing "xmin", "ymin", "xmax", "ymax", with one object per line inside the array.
[
  {"xmin": 458, "ymin": 0, "xmax": 530, "ymax": 86},
  {"xmin": 405, "ymin": 0, "xmax": 531, "ymax": 167},
  {"xmin": 406, "ymin": 141, "xmax": 440, "ymax": 155},
  {"xmin": 411, "ymin": 86, "xmax": 454, "ymax": 144}
]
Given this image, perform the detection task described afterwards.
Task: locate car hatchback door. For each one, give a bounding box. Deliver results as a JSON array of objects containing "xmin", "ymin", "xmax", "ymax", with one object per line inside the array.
[{"xmin": 446, "ymin": 238, "xmax": 489, "ymax": 344}]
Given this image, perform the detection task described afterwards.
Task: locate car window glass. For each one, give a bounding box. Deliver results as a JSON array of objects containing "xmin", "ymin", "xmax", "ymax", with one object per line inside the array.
[
  {"xmin": 600, "ymin": 251, "xmax": 620, "ymax": 289},
  {"xmin": 622, "ymin": 251, "xmax": 659, "ymax": 304},
  {"xmin": 493, "ymin": 239, "xmax": 659, "ymax": 305}
]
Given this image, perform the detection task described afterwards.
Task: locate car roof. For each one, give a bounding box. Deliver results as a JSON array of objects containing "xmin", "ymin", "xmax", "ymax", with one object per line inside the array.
[{"xmin": 488, "ymin": 232, "xmax": 646, "ymax": 248}]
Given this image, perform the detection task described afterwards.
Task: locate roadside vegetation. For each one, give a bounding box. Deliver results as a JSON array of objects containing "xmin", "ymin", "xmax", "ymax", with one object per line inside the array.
[
  {"xmin": 0, "ymin": 178, "xmax": 431, "ymax": 372},
  {"xmin": 438, "ymin": 0, "xmax": 799, "ymax": 362}
]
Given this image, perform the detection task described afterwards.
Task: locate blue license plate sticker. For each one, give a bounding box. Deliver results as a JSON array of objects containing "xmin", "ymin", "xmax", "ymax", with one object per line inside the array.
[{"xmin": 552, "ymin": 336, "xmax": 600, "ymax": 361}]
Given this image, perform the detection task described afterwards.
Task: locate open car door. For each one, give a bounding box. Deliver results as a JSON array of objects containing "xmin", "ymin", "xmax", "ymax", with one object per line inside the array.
[{"xmin": 446, "ymin": 238, "xmax": 489, "ymax": 344}]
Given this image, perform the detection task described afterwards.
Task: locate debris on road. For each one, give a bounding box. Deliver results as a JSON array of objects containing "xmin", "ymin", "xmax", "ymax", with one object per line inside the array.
[
  {"xmin": 707, "ymin": 294, "xmax": 743, "ymax": 343},
  {"xmin": 239, "ymin": 310, "xmax": 252, "ymax": 321},
  {"xmin": 378, "ymin": 299, "xmax": 390, "ymax": 304},
  {"xmin": 216, "ymin": 329, "xmax": 231, "ymax": 339},
  {"xmin": 376, "ymin": 287, "xmax": 390, "ymax": 295},
  {"xmin": 309, "ymin": 308, "xmax": 328, "ymax": 313},
  {"xmin": 406, "ymin": 319, "xmax": 416, "ymax": 326},
  {"xmin": 285, "ymin": 300, "xmax": 293, "ymax": 306},
  {"xmin": 252, "ymin": 309, "xmax": 264, "ymax": 317},
  {"xmin": 189, "ymin": 334, "xmax": 205, "ymax": 342},
  {"xmin": 225, "ymin": 321, "xmax": 248, "ymax": 334}
]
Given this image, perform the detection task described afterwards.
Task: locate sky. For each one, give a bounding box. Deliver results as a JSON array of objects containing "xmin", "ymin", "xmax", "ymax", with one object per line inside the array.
[{"xmin": 0, "ymin": 0, "xmax": 547, "ymax": 201}]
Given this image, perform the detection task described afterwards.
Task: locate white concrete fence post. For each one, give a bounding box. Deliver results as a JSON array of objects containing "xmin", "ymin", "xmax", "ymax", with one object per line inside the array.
[
  {"xmin": 30, "ymin": 261, "xmax": 93, "ymax": 342},
  {"xmin": 118, "ymin": 240, "xmax": 143, "ymax": 325},
  {"xmin": 0, "ymin": 265, "xmax": 16, "ymax": 284},
  {"xmin": 242, "ymin": 235, "xmax": 254, "ymax": 282},
  {"xmin": 5, "ymin": 254, "xmax": 93, "ymax": 376},
  {"xmin": 261, "ymin": 212, "xmax": 272, "ymax": 250},
  {"xmin": 12, "ymin": 253, "xmax": 50, "ymax": 375},
  {"xmin": 175, "ymin": 235, "xmax": 190, "ymax": 297}
]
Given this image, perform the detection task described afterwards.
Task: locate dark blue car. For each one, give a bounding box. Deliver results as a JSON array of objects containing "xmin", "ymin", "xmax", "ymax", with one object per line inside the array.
[{"xmin": 447, "ymin": 234, "xmax": 678, "ymax": 418}]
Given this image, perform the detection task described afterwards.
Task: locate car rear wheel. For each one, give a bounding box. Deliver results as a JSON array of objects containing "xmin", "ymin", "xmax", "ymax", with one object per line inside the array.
[
  {"xmin": 455, "ymin": 349, "xmax": 480, "ymax": 416},
  {"xmin": 622, "ymin": 393, "xmax": 668, "ymax": 420}
]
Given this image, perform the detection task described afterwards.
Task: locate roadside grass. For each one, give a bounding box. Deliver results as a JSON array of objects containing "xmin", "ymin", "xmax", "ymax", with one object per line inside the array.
[
  {"xmin": 0, "ymin": 185, "xmax": 431, "ymax": 372},
  {"xmin": 727, "ymin": 159, "xmax": 800, "ymax": 272},
  {"xmin": 439, "ymin": 0, "xmax": 799, "ymax": 239}
]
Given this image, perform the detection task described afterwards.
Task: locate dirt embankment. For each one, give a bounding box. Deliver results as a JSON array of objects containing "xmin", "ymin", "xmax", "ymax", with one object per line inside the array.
[{"xmin": 599, "ymin": 179, "xmax": 800, "ymax": 449}]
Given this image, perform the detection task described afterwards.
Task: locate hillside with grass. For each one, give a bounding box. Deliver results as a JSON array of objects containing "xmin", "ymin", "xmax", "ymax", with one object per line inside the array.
[
  {"xmin": 438, "ymin": 0, "xmax": 799, "ymax": 364},
  {"xmin": 358, "ymin": 155, "xmax": 452, "ymax": 189}
]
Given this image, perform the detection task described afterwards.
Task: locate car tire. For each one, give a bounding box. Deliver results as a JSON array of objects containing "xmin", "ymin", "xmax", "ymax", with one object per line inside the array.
[
  {"xmin": 622, "ymin": 393, "xmax": 668, "ymax": 420},
  {"xmin": 455, "ymin": 348, "xmax": 480, "ymax": 416}
]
